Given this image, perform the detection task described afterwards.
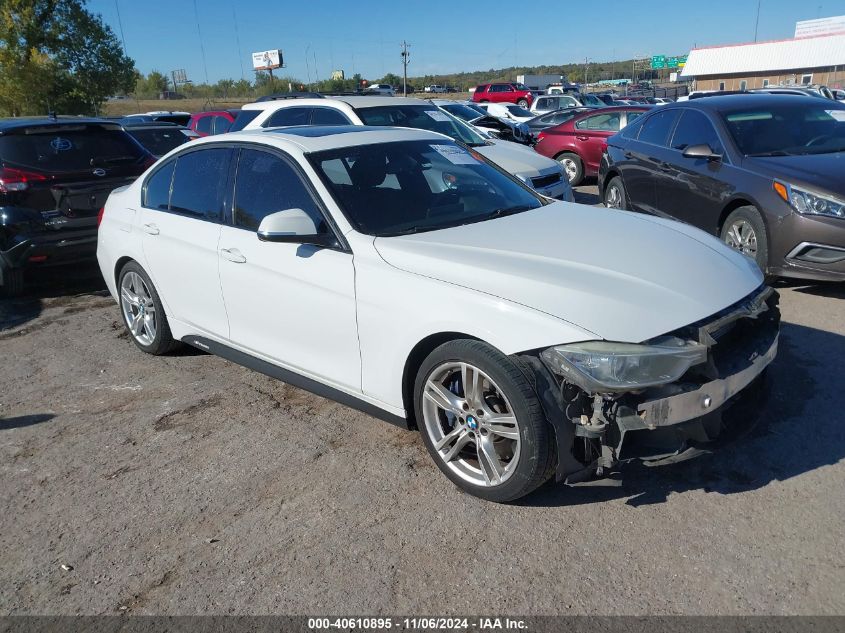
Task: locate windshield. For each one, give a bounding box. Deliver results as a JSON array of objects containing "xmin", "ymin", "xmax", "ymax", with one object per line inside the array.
[
  {"xmin": 441, "ymin": 103, "xmax": 485, "ymax": 123},
  {"xmin": 0, "ymin": 124, "xmax": 147, "ymax": 172},
  {"xmin": 127, "ymin": 127, "xmax": 192, "ymax": 157},
  {"xmin": 580, "ymin": 94, "xmax": 604, "ymax": 107},
  {"xmin": 308, "ymin": 139, "xmax": 544, "ymax": 237},
  {"xmin": 356, "ymin": 104, "xmax": 486, "ymax": 145},
  {"xmin": 722, "ymin": 103, "xmax": 845, "ymax": 155},
  {"xmin": 506, "ymin": 105, "xmax": 533, "ymax": 117}
]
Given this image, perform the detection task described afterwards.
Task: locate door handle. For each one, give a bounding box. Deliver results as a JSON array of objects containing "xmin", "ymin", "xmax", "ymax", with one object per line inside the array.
[
  {"xmin": 624, "ymin": 151, "xmax": 634, "ymax": 159},
  {"xmin": 576, "ymin": 135, "xmax": 589, "ymax": 141},
  {"xmin": 220, "ymin": 248, "xmax": 246, "ymax": 264},
  {"xmin": 142, "ymin": 223, "xmax": 159, "ymax": 235}
]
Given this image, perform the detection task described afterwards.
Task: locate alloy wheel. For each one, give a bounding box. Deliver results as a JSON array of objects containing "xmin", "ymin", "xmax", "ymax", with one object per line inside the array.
[
  {"xmin": 120, "ymin": 271, "xmax": 157, "ymax": 346},
  {"xmin": 724, "ymin": 219, "xmax": 758, "ymax": 256},
  {"xmin": 559, "ymin": 158, "xmax": 578, "ymax": 183},
  {"xmin": 421, "ymin": 361, "xmax": 521, "ymax": 487},
  {"xmin": 605, "ymin": 184, "xmax": 623, "ymax": 209}
]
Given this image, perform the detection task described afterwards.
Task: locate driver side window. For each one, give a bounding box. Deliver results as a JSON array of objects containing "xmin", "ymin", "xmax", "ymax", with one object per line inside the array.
[{"xmin": 233, "ymin": 149, "xmax": 327, "ymax": 233}]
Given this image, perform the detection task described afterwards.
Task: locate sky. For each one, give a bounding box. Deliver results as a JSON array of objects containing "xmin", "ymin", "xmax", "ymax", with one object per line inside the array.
[{"xmin": 88, "ymin": 0, "xmax": 845, "ymax": 84}]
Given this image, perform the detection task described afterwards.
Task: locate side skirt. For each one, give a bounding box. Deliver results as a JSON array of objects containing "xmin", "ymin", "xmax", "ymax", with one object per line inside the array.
[{"xmin": 182, "ymin": 335, "xmax": 410, "ymax": 430}]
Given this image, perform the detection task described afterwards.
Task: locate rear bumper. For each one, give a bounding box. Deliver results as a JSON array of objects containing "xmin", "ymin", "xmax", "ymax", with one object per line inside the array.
[{"xmin": 1, "ymin": 227, "xmax": 98, "ymax": 271}]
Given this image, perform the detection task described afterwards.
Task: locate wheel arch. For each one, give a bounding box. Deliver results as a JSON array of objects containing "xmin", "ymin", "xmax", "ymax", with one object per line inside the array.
[
  {"xmin": 717, "ymin": 198, "xmax": 768, "ymax": 241},
  {"xmin": 114, "ymin": 256, "xmax": 136, "ymax": 287},
  {"xmin": 401, "ymin": 331, "xmax": 482, "ymax": 430},
  {"xmin": 600, "ymin": 167, "xmax": 621, "ymax": 196}
]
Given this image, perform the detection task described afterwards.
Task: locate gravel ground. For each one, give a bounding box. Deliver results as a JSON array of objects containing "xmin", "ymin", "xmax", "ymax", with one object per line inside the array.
[{"xmin": 1, "ymin": 246, "xmax": 844, "ymax": 616}]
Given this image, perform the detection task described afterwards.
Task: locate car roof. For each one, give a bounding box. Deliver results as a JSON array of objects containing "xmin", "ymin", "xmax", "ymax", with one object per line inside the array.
[
  {"xmin": 0, "ymin": 116, "xmax": 120, "ymax": 133},
  {"xmin": 242, "ymin": 95, "xmax": 432, "ymax": 112},
  {"xmin": 122, "ymin": 121, "xmax": 187, "ymax": 129},
  {"xmin": 190, "ymin": 125, "xmax": 448, "ymax": 153},
  {"xmin": 678, "ymin": 92, "xmax": 842, "ymax": 110}
]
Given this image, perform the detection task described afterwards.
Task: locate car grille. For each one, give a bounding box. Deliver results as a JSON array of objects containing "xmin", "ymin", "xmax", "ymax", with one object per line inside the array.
[{"xmin": 531, "ymin": 173, "xmax": 562, "ymax": 189}]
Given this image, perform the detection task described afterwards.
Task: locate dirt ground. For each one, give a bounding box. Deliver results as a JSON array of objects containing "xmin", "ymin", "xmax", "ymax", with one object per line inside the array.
[{"xmin": 1, "ymin": 217, "xmax": 844, "ymax": 615}]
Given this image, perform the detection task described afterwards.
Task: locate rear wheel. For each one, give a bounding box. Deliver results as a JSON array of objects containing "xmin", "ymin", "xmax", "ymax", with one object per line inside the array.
[
  {"xmin": 517, "ymin": 99, "xmax": 529, "ymax": 107},
  {"xmin": 556, "ymin": 152, "xmax": 584, "ymax": 185},
  {"xmin": 118, "ymin": 261, "xmax": 179, "ymax": 355},
  {"xmin": 414, "ymin": 339, "xmax": 555, "ymax": 503},
  {"xmin": 0, "ymin": 267, "xmax": 24, "ymax": 298},
  {"xmin": 603, "ymin": 176, "xmax": 627, "ymax": 210},
  {"xmin": 720, "ymin": 206, "xmax": 768, "ymax": 273}
]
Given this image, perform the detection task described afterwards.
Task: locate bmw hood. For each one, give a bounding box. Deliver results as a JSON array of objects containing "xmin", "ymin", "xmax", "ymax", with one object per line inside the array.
[
  {"xmin": 476, "ymin": 139, "xmax": 561, "ymax": 178},
  {"xmin": 373, "ymin": 203, "xmax": 763, "ymax": 343}
]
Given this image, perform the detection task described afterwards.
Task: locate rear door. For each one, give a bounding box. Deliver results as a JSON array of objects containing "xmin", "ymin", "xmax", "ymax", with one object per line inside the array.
[
  {"xmin": 573, "ymin": 111, "xmax": 623, "ymax": 174},
  {"xmin": 618, "ymin": 109, "xmax": 680, "ymax": 214},
  {"xmin": 139, "ymin": 147, "xmax": 233, "ymax": 337}
]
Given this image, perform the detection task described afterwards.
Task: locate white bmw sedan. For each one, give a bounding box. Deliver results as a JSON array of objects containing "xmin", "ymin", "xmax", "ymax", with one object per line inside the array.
[{"xmin": 97, "ymin": 126, "xmax": 779, "ymax": 502}]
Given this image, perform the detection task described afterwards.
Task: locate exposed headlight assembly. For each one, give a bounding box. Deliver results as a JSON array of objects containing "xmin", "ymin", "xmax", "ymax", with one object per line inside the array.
[
  {"xmin": 540, "ymin": 336, "xmax": 707, "ymax": 393},
  {"xmin": 776, "ymin": 182, "xmax": 845, "ymax": 219}
]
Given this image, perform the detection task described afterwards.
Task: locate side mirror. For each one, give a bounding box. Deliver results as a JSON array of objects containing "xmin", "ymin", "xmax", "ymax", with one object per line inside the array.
[
  {"xmin": 682, "ymin": 143, "xmax": 722, "ymax": 162},
  {"xmin": 257, "ymin": 208, "xmax": 336, "ymax": 248}
]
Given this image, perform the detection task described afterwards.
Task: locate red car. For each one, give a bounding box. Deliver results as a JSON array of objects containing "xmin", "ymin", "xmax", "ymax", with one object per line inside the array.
[
  {"xmin": 533, "ymin": 106, "xmax": 649, "ymax": 185},
  {"xmin": 472, "ymin": 82, "xmax": 534, "ymax": 107},
  {"xmin": 187, "ymin": 110, "xmax": 238, "ymax": 136}
]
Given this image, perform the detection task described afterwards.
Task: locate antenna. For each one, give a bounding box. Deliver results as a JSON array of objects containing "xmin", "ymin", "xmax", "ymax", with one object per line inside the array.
[
  {"xmin": 114, "ymin": 0, "xmax": 127, "ymax": 55},
  {"xmin": 401, "ymin": 41, "xmax": 411, "ymax": 96}
]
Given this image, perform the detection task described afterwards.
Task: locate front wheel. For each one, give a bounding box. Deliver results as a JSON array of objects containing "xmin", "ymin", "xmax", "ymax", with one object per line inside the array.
[
  {"xmin": 0, "ymin": 267, "xmax": 24, "ymax": 298},
  {"xmin": 720, "ymin": 206, "xmax": 769, "ymax": 273},
  {"xmin": 414, "ymin": 340, "xmax": 555, "ymax": 502}
]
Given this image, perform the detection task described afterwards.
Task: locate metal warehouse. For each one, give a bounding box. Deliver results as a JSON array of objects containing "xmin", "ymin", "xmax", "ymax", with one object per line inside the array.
[{"xmin": 681, "ymin": 32, "xmax": 845, "ymax": 91}]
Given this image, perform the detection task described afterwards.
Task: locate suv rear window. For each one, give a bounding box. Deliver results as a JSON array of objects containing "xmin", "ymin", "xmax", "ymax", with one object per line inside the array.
[
  {"xmin": 0, "ymin": 124, "xmax": 146, "ymax": 172},
  {"xmin": 228, "ymin": 110, "xmax": 261, "ymax": 132}
]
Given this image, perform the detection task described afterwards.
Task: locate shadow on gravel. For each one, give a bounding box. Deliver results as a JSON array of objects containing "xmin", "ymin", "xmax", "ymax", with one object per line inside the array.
[
  {"xmin": 783, "ymin": 281, "xmax": 845, "ymax": 300},
  {"xmin": 0, "ymin": 413, "xmax": 55, "ymax": 430},
  {"xmin": 0, "ymin": 265, "xmax": 106, "ymax": 331},
  {"xmin": 520, "ymin": 320, "xmax": 845, "ymax": 508}
]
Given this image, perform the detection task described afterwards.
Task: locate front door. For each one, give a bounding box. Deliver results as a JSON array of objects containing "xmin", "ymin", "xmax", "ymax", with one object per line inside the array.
[{"xmin": 217, "ymin": 148, "xmax": 361, "ymax": 393}]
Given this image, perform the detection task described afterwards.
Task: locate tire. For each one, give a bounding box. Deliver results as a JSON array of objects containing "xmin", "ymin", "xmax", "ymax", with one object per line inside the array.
[
  {"xmin": 603, "ymin": 176, "xmax": 627, "ymax": 210},
  {"xmin": 556, "ymin": 152, "xmax": 584, "ymax": 185},
  {"xmin": 0, "ymin": 267, "xmax": 24, "ymax": 298},
  {"xmin": 517, "ymin": 99, "xmax": 529, "ymax": 107},
  {"xmin": 479, "ymin": 99, "xmax": 489, "ymax": 103},
  {"xmin": 117, "ymin": 261, "xmax": 179, "ymax": 355},
  {"xmin": 720, "ymin": 206, "xmax": 769, "ymax": 274},
  {"xmin": 414, "ymin": 339, "xmax": 555, "ymax": 503}
]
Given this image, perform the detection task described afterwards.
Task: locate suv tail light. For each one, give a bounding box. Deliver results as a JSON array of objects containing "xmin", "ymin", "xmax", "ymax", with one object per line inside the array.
[
  {"xmin": 537, "ymin": 132, "xmax": 546, "ymax": 141},
  {"xmin": 97, "ymin": 206, "xmax": 105, "ymax": 227},
  {"xmin": 0, "ymin": 166, "xmax": 48, "ymax": 193}
]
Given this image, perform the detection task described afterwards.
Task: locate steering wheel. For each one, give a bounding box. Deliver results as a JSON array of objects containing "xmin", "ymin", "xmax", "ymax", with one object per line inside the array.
[{"xmin": 805, "ymin": 134, "xmax": 831, "ymax": 147}]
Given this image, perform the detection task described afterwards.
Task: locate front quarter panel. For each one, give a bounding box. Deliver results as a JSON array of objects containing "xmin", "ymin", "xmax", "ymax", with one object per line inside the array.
[{"xmin": 349, "ymin": 234, "xmax": 595, "ymax": 412}]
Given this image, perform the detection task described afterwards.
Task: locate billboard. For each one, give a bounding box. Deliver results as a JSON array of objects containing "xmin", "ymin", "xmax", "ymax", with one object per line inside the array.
[
  {"xmin": 252, "ymin": 50, "xmax": 283, "ymax": 71},
  {"xmin": 795, "ymin": 15, "xmax": 845, "ymax": 38}
]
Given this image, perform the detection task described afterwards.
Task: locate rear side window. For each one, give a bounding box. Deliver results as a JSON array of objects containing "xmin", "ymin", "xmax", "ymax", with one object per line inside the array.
[
  {"xmin": 196, "ymin": 116, "xmax": 213, "ymax": 135},
  {"xmin": 143, "ymin": 160, "xmax": 175, "ymax": 210},
  {"xmin": 0, "ymin": 125, "xmax": 145, "ymax": 172},
  {"xmin": 233, "ymin": 149, "xmax": 326, "ymax": 232},
  {"xmin": 575, "ymin": 112, "xmax": 622, "ymax": 131},
  {"xmin": 168, "ymin": 148, "xmax": 232, "ymax": 221},
  {"xmin": 265, "ymin": 107, "xmax": 311, "ymax": 127},
  {"xmin": 311, "ymin": 107, "xmax": 351, "ymax": 125},
  {"xmin": 228, "ymin": 110, "xmax": 260, "ymax": 132},
  {"xmin": 212, "ymin": 116, "xmax": 231, "ymax": 135},
  {"xmin": 671, "ymin": 110, "xmax": 723, "ymax": 154},
  {"xmin": 637, "ymin": 110, "xmax": 680, "ymax": 146},
  {"xmin": 475, "ymin": 85, "xmax": 488, "ymax": 93}
]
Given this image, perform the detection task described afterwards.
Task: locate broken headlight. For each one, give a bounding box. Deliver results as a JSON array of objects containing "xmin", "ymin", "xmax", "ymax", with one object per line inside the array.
[{"xmin": 540, "ymin": 336, "xmax": 707, "ymax": 392}]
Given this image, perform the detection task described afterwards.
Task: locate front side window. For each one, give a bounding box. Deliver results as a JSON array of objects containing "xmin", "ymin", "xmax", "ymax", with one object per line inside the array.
[
  {"xmin": 265, "ymin": 107, "xmax": 311, "ymax": 128},
  {"xmin": 143, "ymin": 160, "xmax": 175, "ymax": 210},
  {"xmin": 636, "ymin": 110, "xmax": 680, "ymax": 146},
  {"xmin": 233, "ymin": 149, "xmax": 326, "ymax": 232},
  {"xmin": 309, "ymin": 140, "xmax": 544, "ymax": 237},
  {"xmin": 575, "ymin": 112, "xmax": 622, "ymax": 132},
  {"xmin": 357, "ymin": 105, "xmax": 486, "ymax": 145},
  {"xmin": 671, "ymin": 110, "xmax": 723, "ymax": 154},
  {"xmin": 168, "ymin": 148, "xmax": 232, "ymax": 221}
]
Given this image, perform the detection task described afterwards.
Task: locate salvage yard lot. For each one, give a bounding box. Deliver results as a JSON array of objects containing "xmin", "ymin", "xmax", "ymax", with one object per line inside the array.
[{"xmin": 2, "ymin": 259, "xmax": 844, "ymax": 615}]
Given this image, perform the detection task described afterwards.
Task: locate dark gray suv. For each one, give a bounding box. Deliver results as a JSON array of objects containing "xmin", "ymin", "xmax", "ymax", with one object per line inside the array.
[{"xmin": 599, "ymin": 94, "xmax": 845, "ymax": 282}]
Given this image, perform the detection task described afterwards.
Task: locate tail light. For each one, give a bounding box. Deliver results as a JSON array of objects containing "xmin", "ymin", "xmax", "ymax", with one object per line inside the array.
[
  {"xmin": 97, "ymin": 206, "xmax": 105, "ymax": 228},
  {"xmin": 0, "ymin": 166, "xmax": 48, "ymax": 193},
  {"xmin": 537, "ymin": 132, "xmax": 546, "ymax": 142}
]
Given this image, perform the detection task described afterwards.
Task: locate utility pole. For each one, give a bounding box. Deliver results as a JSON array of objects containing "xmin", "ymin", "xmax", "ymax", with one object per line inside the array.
[
  {"xmin": 754, "ymin": 0, "xmax": 762, "ymax": 42},
  {"xmin": 400, "ymin": 41, "xmax": 411, "ymax": 96},
  {"xmin": 583, "ymin": 57, "xmax": 589, "ymax": 86}
]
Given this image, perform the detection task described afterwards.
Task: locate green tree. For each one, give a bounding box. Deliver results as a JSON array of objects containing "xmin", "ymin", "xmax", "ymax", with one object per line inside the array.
[
  {"xmin": 0, "ymin": 0, "xmax": 135, "ymax": 115},
  {"xmin": 134, "ymin": 70, "xmax": 168, "ymax": 99}
]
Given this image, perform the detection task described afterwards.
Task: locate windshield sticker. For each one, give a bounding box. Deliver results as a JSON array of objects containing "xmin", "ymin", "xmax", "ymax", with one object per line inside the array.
[
  {"xmin": 430, "ymin": 144, "xmax": 480, "ymax": 165},
  {"xmin": 50, "ymin": 137, "xmax": 73, "ymax": 151},
  {"xmin": 425, "ymin": 110, "xmax": 451, "ymax": 122},
  {"xmin": 825, "ymin": 110, "xmax": 845, "ymax": 122}
]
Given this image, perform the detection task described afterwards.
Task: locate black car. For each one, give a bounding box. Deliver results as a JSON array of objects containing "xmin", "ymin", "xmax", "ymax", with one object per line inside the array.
[
  {"xmin": 525, "ymin": 107, "xmax": 590, "ymax": 138},
  {"xmin": 122, "ymin": 121, "xmax": 199, "ymax": 158},
  {"xmin": 598, "ymin": 94, "xmax": 845, "ymax": 281},
  {"xmin": 0, "ymin": 117, "xmax": 153, "ymax": 295}
]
